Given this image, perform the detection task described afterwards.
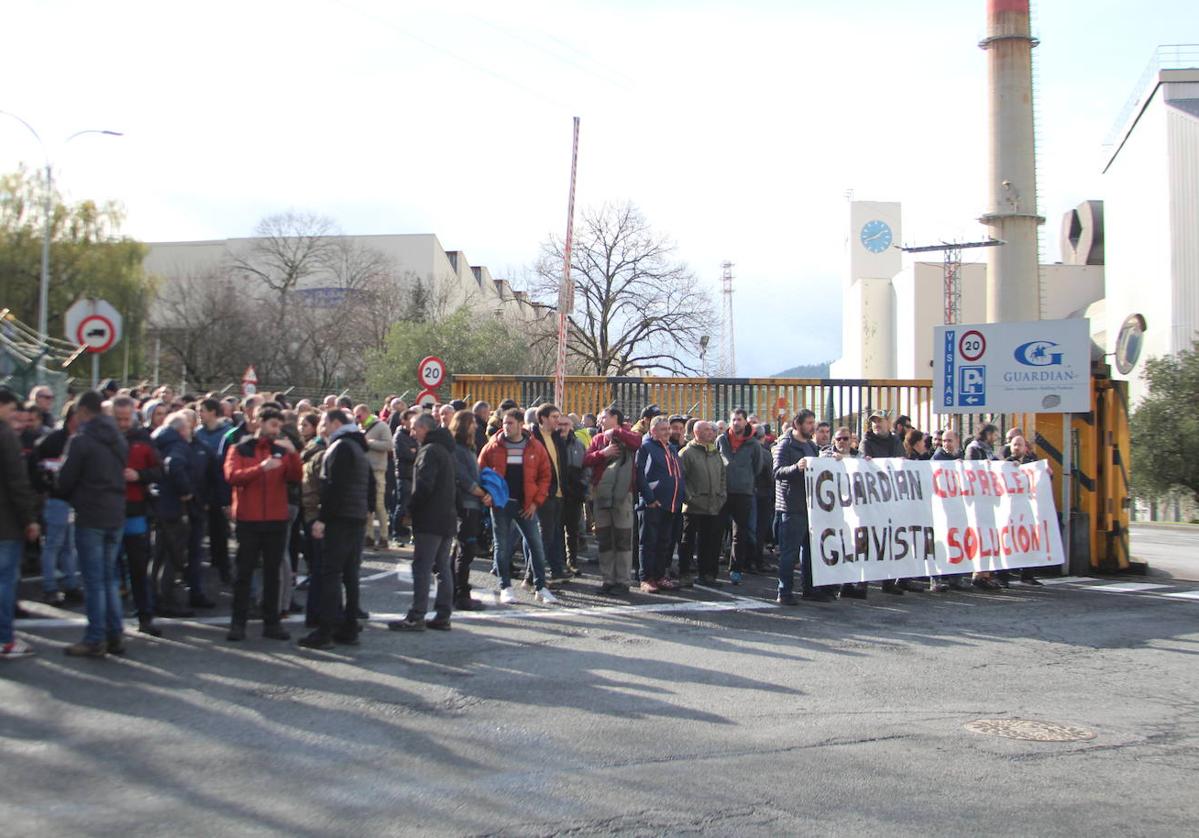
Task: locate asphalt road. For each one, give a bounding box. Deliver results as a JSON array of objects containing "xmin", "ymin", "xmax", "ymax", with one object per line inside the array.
[
  {"xmin": 3, "ymin": 541, "xmax": 1199, "ymax": 837},
  {"xmin": 1131, "ymin": 522, "xmax": 1199, "ymax": 581}
]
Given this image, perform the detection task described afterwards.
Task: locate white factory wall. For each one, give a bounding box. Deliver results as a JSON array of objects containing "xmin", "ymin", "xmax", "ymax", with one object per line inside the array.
[
  {"xmin": 1167, "ymin": 93, "xmax": 1199, "ymax": 358},
  {"xmin": 1042, "ymin": 264, "xmax": 1105, "ymax": 320},
  {"xmin": 866, "ymin": 258, "xmax": 1103, "ymax": 382},
  {"xmin": 1103, "ymin": 87, "xmax": 1179, "ymax": 404},
  {"xmin": 892, "ymin": 262, "xmax": 986, "ymax": 380}
]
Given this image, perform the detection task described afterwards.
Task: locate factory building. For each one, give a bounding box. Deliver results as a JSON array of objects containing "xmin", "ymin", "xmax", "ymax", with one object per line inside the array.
[{"xmin": 143, "ymin": 233, "xmax": 547, "ymax": 327}]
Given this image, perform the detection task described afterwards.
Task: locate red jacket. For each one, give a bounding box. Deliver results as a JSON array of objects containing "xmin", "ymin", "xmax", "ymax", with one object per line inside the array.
[
  {"xmin": 478, "ymin": 431, "xmax": 551, "ymax": 508},
  {"xmin": 224, "ymin": 435, "xmax": 301, "ymax": 522},
  {"xmin": 124, "ymin": 428, "xmax": 162, "ymax": 516},
  {"xmin": 582, "ymin": 425, "xmax": 643, "ymax": 487}
]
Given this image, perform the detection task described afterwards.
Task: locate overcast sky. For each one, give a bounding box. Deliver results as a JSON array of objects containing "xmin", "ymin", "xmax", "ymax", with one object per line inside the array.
[{"xmin": 2, "ymin": 1, "xmax": 1193, "ymax": 375}]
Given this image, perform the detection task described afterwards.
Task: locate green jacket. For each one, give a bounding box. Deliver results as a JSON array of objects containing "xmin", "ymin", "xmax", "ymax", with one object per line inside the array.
[{"xmin": 679, "ymin": 440, "xmax": 726, "ymax": 516}]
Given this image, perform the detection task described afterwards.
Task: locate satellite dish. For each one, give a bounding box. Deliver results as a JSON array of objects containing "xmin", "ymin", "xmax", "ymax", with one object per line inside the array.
[{"xmin": 1115, "ymin": 314, "xmax": 1147, "ymax": 375}]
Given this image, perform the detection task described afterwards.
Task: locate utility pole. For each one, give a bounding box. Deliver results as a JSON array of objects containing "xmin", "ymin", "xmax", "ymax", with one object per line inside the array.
[{"xmin": 553, "ymin": 117, "xmax": 580, "ymax": 411}]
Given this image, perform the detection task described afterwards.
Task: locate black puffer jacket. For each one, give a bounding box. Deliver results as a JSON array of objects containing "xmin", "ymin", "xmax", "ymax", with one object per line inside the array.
[
  {"xmin": 0, "ymin": 421, "xmax": 37, "ymax": 541},
  {"xmin": 319, "ymin": 428, "xmax": 372, "ymax": 523},
  {"xmin": 861, "ymin": 430, "xmax": 904, "ymax": 458},
  {"xmin": 58, "ymin": 415, "xmax": 129, "ymax": 529},
  {"xmin": 411, "ymin": 427, "xmax": 456, "ymax": 537},
  {"xmin": 393, "ymin": 426, "xmax": 419, "ymax": 484}
]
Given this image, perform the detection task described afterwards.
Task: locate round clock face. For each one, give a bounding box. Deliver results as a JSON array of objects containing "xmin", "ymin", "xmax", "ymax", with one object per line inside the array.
[{"xmin": 860, "ymin": 219, "xmax": 893, "ymax": 254}]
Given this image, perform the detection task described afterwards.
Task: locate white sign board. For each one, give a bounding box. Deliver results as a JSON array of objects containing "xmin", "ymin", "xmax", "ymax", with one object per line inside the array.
[
  {"xmin": 64, "ymin": 298, "xmax": 123, "ymax": 354},
  {"xmin": 806, "ymin": 457, "xmax": 1063, "ymax": 586},
  {"xmin": 933, "ymin": 318, "xmax": 1091, "ymax": 414}
]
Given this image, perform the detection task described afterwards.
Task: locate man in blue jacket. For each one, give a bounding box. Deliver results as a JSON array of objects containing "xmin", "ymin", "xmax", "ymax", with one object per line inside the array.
[
  {"xmin": 186, "ymin": 411, "xmax": 220, "ymax": 609},
  {"xmin": 635, "ymin": 416, "xmax": 684, "ymax": 594}
]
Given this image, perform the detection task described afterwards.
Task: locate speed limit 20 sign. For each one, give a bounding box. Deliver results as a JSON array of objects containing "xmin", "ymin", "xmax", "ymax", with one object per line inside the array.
[
  {"xmin": 958, "ymin": 330, "xmax": 986, "ymax": 362},
  {"xmin": 417, "ymin": 355, "xmax": 446, "ymax": 389}
]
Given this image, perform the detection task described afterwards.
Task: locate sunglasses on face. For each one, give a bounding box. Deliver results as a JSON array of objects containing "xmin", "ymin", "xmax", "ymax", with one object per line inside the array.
[{"xmin": 835, "ymin": 436, "xmax": 850, "ymax": 442}]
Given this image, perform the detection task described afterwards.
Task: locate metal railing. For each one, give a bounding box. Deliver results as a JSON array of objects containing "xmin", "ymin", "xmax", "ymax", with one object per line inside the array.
[
  {"xmin": 451, "ymin": 374, "xmax": 1035, "ymax": 440},
  {"xmin": 1103, "ymin": 44, "xmax": 1199, "ymax": 153}
]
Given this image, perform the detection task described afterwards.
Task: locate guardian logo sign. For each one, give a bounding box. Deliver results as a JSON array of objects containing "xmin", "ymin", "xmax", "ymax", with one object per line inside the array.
[
  {"xmin": 1014, "ymin": 340, "xmax": 1065, "ymax": 367},
  {"xmin": 933, "ymin": 319, "xmax": 1091, "ymax": 414}
]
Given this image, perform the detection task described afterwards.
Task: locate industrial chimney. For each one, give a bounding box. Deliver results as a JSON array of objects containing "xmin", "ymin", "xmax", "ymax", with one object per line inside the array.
[{"xmin": 980, "ymin": 0, "xmax": 1044, "ymax": 322}]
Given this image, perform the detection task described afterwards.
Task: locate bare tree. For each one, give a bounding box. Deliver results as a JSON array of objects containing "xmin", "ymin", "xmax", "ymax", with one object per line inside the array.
[
  {"xmin": 531, "ymin": 202, "xmax": 716, "ymax": 376},
  {"xmin": 148, "ymin": 267, "xmax": 260, "ymax": 390},
  {"xmin": 227, "ymin": 211, "xmax": 338, "ymax": 360}
]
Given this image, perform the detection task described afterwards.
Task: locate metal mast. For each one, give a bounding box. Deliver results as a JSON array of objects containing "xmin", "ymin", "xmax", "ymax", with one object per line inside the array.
[
  {"xmin": 901, "ymin": 239, "xmax": 1004, "ymax": 324},
  {"xmin": 718, "ymin": 261, "xmax": 736, "ymax": 376}
]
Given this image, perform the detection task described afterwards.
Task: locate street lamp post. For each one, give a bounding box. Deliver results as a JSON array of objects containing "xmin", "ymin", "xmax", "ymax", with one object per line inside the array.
[{"xmin": 0, "ymin": 112, "xmax": 122, "ymax": 379}]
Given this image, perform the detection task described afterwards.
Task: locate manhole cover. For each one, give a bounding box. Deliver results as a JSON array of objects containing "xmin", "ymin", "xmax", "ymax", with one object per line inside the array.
[{"xmin": 964, "ymin": 719, "xmax": 1096, "ymax": 742}]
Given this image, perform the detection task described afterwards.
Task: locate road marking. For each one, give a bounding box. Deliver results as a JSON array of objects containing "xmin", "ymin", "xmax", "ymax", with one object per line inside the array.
[
  {"xmin": 361, "ymin": 565, "xmax": 412, "ymax": 583},
  {"xmin": 1162, "ymin": 591, "xmax": 1199, "ymax": 601},
  {"xmin": 1089, "ymin": 582, "xmax": 1173, "ymax": 593},
  {"xmin": 1035, "ymin": 576, "xmax": 1095, "ymax": 586}
]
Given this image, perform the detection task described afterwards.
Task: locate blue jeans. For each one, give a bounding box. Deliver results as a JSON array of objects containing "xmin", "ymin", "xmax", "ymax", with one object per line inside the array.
[
  {"xmin": 76, "ymin": 526, "xmax": 124, "ymax": 644},
  {"xmin": 491, "ymin": 500, "xmax": 547, "ymax": 590},
  {"xmin": 41, "ymin": 498, "xmax": 79, "ymax": 594},
  {"xmin": 0, "ymin": 539, "xmax": 22, "ymax": 644},
  {"xmin": 536, "ymin": 496, "xmax": 566, "ymax": 577},
  {"xmin": 775, "ymin": 511, "xmax": 812, "ymax": 597}
]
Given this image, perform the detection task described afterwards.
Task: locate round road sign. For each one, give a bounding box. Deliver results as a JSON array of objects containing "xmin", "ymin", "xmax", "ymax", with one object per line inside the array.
[
  {"xmin": 242, "ymin": 365, "xmax": 259, "ymax": 397},
  {"xmin": 416, "ymin": 389, "xmax": 439, "ymax": 409},
  {"xmin": 417, "ymin": 356, "xmax": 446, "ymax": 389},
  {"xmin": 959, "ymin": 330, "xmax": 987, "ymax": 362},
  {"xmin": 76, "ymin": 314, "xmax": 117, "ymax": 353}
]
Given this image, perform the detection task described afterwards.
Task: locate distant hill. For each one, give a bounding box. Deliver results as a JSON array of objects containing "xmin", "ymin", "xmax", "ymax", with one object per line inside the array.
[{"xmin": 771, "ymin": 362, "xmax": 831, "ymax": 379}]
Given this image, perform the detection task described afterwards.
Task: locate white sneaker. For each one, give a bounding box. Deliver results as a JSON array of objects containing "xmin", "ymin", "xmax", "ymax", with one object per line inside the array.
[
  {"xmin": 535, "ymin": 588, "xmax": 559, "ymax": 605},
  {"xmin": 0, "ymin": 639, "xmax": 34, "ymax": 659},
  {"xmin": 499, "ymin": 588, "xmax": 518, "ymax": 605}
]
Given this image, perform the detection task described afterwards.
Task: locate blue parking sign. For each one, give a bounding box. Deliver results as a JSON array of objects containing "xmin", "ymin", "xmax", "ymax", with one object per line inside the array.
[{"xmin": 957, "ymin": 365, "xmax": 986, "ymax": 408}]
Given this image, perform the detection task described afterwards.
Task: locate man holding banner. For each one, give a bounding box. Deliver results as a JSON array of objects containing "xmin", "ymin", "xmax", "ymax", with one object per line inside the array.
[{"xmin": 772, "ymin": 409, "xmax": 827, "ymax": 605}]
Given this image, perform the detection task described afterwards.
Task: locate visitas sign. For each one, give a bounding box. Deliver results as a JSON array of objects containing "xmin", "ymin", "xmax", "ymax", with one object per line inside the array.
[{"xmin": 932, "ymin": 318, "xmax": 1092, "ymax": 414}]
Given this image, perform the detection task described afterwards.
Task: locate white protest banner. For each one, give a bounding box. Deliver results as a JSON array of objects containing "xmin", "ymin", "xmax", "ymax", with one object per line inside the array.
[{"xmin": 805, "ymin": 457, "xmax": 1064, "ymax": 586}]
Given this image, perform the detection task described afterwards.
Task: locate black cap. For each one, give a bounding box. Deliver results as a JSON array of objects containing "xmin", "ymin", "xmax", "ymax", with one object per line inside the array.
[
  {"xmin": 668, "ymin": 414, "xmax": 687, "ymax": 424},
  {"xmin": 641, "ymin": 404, "xmax": 662, "ymax": 420},
  {"xmin": 100, "ymin": 378, "xmax": 119, "ymax": 393}
]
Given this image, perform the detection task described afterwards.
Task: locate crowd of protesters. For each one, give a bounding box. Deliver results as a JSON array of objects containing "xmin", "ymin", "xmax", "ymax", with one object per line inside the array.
[{"xmin": 0, "ymin": 380, "xmax": 1049, "ymax": 660}]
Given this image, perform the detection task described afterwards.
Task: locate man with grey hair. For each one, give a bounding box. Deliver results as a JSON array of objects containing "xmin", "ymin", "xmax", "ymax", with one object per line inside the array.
[
  {"xmin": 152, "ymin": 411, "xmax": 197, "ymax": 618},
  {"xmin": 679, "ymin": 421, "xmax": 726, "ymax": 587}
]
